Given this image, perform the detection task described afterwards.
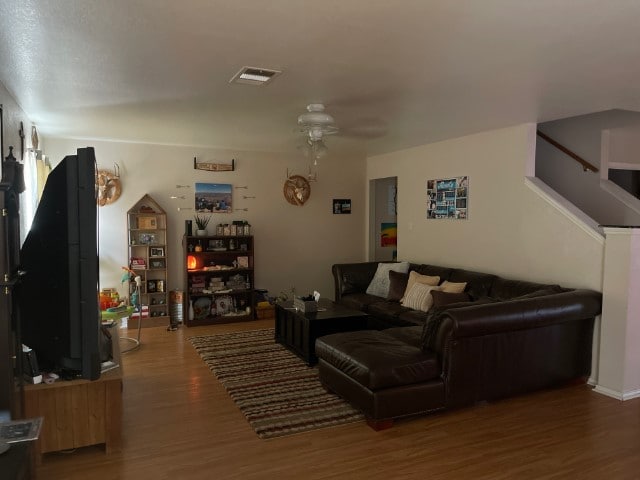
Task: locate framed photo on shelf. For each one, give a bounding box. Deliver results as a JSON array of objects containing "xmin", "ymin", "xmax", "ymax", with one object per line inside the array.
[
  {"xmin": 150, "ymin": 258, "xmax": 166, "ymax": 269},
  {"xmin": 147, "ymin": 280, "xmax": 157, "ymax": 293},
  {"xmin": 150, "ymin": 247, "xmax": 165, "ymax": 257},
  {"xmin": 237, "ymin": 256, "xmax": 249, "ymax": 268},
  {"xmin": 139, "ymin": 233, "xmax": 156, "ymax": 245}
]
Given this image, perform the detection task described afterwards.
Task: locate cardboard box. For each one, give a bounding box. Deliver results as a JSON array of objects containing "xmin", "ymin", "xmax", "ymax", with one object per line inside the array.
[{"xmin": 256, "ymin": 304, "xmax": 275, "ymax": 319}]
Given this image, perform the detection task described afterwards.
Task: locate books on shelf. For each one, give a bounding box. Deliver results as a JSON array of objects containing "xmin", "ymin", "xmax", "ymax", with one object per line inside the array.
[{"xmin": 130, "ymin": 257, "xmax": 146, "ymax": 269}]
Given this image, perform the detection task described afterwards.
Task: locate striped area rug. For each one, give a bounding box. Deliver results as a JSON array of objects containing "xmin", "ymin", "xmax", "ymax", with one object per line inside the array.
[{"xmin": 189, "ymin": 328, "xmax": 364, "ymax": 439}]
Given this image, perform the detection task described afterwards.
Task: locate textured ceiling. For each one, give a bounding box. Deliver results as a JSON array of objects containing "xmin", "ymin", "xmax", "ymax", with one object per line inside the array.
[{"xmin": 1, "ymin": 0, "xmax": 640, "ymax": 157}]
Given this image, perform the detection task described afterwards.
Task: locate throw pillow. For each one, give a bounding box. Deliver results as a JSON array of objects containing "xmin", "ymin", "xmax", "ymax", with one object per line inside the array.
[
  {"xmin": 440, "ymin": 280, "xmax": 467, "ymax": 293},
  {"xmin": 365, "ymin": 262, "xmax": 410, "ymax": 297},
  {"xmin": 387, "ymin": 270, "xmax": 409, "ymax": 301},
  {"xmin": 401, "ymin": 283, "xmax": 441, "ymax": 312},
  {"xmin": 431, "ymin": 290, "xmax": 471, "ymax": 307},
  {"xmin": 401, "ymin": 271, "xmax": 441, "ymax": 301}
]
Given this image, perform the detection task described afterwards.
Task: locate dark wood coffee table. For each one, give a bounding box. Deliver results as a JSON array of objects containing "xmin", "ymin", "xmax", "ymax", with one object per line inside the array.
[{"xmin": 274, "ymin": 298, "xmax": 369, "ymax": 366}]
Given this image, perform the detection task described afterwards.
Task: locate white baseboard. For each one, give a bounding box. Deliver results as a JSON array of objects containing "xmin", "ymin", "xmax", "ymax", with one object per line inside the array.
[{"xmin": 593, "ymin": 385, "xmax": 640, "ymax": 401}]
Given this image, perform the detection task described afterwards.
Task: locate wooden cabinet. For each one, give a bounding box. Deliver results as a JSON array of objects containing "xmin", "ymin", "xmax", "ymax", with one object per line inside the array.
[
  {"xmin": 23, "ymin": 321, "xmax": 123, "ymax": 456},
  {"xmin": 183, "ymin": 235, "xmax": 255, "ymax": 326},
  {"xmin": 23, "ymin": 365, "xmax": 122, "ymax": 455},
  {"xmin": 127, "ymin": 195, "xmax": 169, "ymax": 328}
]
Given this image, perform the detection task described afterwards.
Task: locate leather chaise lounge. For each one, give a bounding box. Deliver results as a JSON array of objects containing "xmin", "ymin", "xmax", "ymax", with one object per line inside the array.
[{"xmin": 315, "ymin": 262, "xmax": 602, "ymax": 429}]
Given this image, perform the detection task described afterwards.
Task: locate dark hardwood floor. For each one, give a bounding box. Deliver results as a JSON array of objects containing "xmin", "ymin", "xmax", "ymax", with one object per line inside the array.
[{"xmin": 37, "ymin": 320, "xmax": 640, "ymax": 480}]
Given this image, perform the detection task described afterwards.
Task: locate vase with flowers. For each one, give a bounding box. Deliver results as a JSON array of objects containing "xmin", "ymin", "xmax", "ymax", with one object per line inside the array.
[{"xmin": 194, "ymin": 213, "xmax": 211, "ymax": 236}]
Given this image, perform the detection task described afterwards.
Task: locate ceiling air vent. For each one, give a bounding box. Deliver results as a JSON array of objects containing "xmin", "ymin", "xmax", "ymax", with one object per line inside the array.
[{"xmin": 229, "ymin": 66, "xmax": 282, "ymax": 86}]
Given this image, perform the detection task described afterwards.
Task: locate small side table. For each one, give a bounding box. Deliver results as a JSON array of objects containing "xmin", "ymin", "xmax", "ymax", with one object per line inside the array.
[{"xmin": 101, "ymin": 306, "xmax": 140, "ymax": 353}]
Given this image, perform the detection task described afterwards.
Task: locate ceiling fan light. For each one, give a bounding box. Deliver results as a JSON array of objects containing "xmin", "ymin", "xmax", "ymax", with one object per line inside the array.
[
  {"xmin": 298, "ymin": 111, "xmax": 335, "ymax": 127},
  {"xmin": 297, "ymin": 103, "xmax": 337, "ymax": 131},
  {"xmin": 308, "ymin": 126, "xmax": 324, "ymax": 142}
]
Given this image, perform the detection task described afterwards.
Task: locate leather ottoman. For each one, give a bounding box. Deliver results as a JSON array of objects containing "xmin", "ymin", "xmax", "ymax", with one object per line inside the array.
[{"xmin": 315, "ymin": 327, "xmax": 445, "ymax": 429}]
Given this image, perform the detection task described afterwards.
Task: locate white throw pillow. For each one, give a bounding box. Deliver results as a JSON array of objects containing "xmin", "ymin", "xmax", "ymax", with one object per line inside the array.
[
  {"xmin": 401, "ymin": 283, "xmax": 441, "ymax": 312},
  {"xmin": 365, "ymin": 262, "xmax": 410, "ymax": 297}
]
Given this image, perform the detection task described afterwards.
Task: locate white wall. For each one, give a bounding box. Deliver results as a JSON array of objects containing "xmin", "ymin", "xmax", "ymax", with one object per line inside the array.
[
  {"xmin": 536, "ymin": 109, "xmax": 640, "ymax": 226},
  {"xmin": 610, "ymin": 125, "xmax": 640, "ymax": 166},
  {"xmin": 43, "ymin": 138, "xmax": 367, "ymax": 302},
  {"xmin": 367, "ymin": 123, "xmax": 603, "ymax": 291}
]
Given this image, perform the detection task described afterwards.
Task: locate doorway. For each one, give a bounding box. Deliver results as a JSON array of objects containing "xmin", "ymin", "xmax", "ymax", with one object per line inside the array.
[{"xmin": 369, "ymin": 177, "xmax": 397, "ymax": 261}]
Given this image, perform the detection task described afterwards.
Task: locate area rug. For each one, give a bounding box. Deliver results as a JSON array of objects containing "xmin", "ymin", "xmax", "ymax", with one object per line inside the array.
[{"xmin": 189, "ymin": 328, "xmax": 364, "ymax": 439}]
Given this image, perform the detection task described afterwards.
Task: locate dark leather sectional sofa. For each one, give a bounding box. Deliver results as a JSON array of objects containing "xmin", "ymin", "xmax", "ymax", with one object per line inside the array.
[{"xmin": 315, "ymin": 262, "xmax": 602, "ymax": 429}]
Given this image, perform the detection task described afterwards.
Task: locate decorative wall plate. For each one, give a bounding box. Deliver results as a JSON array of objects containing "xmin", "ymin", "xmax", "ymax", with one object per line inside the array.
[
  {"xmin": 96, "ymin": 169, "xmax": 122, "ymax": 206},
  {"xmin": 283, "ymin": 175, "xmax": 311, "ymax": 206}
]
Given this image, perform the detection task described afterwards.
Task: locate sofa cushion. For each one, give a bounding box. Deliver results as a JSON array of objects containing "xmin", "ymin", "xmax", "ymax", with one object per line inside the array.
[
  {"xmin": 367, "ymin": 300, "xmax": 411, "ymax": 321},
  {"xmin": 402, "ymin": 271, "xmax": 440, "ymax": 301},
  {"xmin": 440, "ymin": 281, "xmax": 467, "ymax": 294},
  {"xmin": 387, "ymin": 270, "xmax": 409, "ymax": 301},
  {"xmin": 401, "ymin": 284, "xmax": 441, "ymax": 312},
  {"xmin": 449, "ymin": 269, "xmax": 497, "ymax": 299},
  {"xmin": 414, "ymin": 264, "xmax": 454, "ymax": 281},
  {"xmin": 315, "ymin": 330, "xmax": 440, "ymax": 390},
  {"xmin": 431, "ymin": 290, "xmax": 471, "ymax": 307},
  {"xmin": 339, "ymin": 293, "xmax": 383, "ymax": 312},
  {"xmin": 337, "ymin": 262, "xmax": 381, "ymax": 296},
  {"xmin": 384, "ymin": 326, "xmax": 423, "ymax": 348},
  {"xmin": 366, "ymin": 262, "xmax": 410, "ymax": 297},
  {"xmin": 397, "ymin": 309, "xmax": 430, "ymax": 326}
]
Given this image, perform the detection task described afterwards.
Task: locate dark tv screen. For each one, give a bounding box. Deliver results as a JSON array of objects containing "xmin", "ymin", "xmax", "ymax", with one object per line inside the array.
[{"xmin": 18, "ymin": 147, "xmax": 101, "ymax": 380}]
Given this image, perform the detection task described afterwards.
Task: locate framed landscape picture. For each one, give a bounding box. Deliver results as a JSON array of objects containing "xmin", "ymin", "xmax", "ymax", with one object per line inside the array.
[{"xmin": 195, "ymin": 183, "xmax": 232, "ymax": 213}]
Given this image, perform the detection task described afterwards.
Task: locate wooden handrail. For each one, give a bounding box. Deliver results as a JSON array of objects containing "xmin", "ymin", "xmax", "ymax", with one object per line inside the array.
[{"xmin": 536, "ymin": 130, "xmax": 599, "ymax": 173}]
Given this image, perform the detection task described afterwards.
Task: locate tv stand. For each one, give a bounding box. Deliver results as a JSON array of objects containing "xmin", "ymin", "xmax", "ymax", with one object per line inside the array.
[{"xmin": 22, "ymin": 328, "xmax": 123, "ymax": 457}]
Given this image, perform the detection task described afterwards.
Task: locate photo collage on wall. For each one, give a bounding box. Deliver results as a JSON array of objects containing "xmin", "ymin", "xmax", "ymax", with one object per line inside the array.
[{"xmin": 426, "ymin": 176, "xmax": 468, "ymax": 219}]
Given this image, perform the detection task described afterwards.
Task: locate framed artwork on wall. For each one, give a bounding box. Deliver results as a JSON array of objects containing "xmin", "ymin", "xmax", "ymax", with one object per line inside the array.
[
  {"xmin": 195, "ymin": 183, "xmax": 232, "ymax": 213},
  {"xmin": 427, "ymin": 176, "xmax": 468, "ymax": 219},
  {"xmin": 380, "ymin": 222, "xmax": 397, "ymax": 247},
  {"xmin": 333, "ymin": 199, "xmax": 351, "ymax": 214}
]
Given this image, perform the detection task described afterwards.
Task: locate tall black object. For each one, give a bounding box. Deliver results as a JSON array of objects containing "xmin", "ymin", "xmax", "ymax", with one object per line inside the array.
[
  {"xmin": 19, "ymin": 147, "xmax": 101, "ymax": 380},
  {"xmin": 0, "ymin": 146, "xmax": 26, "ymax": 420}
]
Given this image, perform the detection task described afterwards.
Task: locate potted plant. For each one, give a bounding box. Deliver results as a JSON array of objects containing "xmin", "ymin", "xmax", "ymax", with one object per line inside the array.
[{"xmin": 194, "ymin": 213, "xmax": 211, "ymax": 236}]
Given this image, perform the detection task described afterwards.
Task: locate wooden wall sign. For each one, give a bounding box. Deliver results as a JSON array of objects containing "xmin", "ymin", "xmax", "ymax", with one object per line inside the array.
[{"xmin": 193, "ymin": 157, "xmax": 235, "ymax": 172}]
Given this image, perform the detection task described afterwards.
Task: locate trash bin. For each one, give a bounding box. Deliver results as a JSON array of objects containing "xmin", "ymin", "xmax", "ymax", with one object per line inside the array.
[{"xmin": 169, "ymin": 290, "xmax": 184, "ymax": 329}]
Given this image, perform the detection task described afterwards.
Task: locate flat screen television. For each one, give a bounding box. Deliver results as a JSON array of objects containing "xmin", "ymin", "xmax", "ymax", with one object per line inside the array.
[{"xmin": 18, "ymin": 147, "xmax": 102, "ymax": 380}]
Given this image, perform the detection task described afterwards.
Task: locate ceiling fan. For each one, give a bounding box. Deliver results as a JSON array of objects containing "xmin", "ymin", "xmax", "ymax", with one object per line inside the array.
[
  {"xmin": 296, "ymin": 103, "xmax": 338, "ymax": 162},
  {"xmin": 297, "ymin": 103, "xmax": 339, "ymax": 141}
]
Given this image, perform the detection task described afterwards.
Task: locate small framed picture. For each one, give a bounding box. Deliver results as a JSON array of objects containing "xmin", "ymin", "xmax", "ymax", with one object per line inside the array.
[
  {"xmin": 147, "ymin": 280, "xmax": 157, "ymax": 293},
  {"xmin": 150, "ymin": 247, "xmax": 165, "ymax": 257},
  {"xmin": 333, "ymin": 199, "xmax": 351, "ymax": 214},
  {"xmin": 139, "ymin": 233, "xmax": 156, "ymax": 245},
  {"xmin": 237, "ymin": 256, "xmax": 249, "ymax": 268},
  {"xmin": 150, "ymin": 258, "xmax": 166, "ymax": 269}
]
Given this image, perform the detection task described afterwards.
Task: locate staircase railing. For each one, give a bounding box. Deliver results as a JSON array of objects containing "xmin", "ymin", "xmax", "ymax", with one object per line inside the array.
[{"xmin": 537, "ymin": 130, "xmax": 599, "ymax": 173}]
